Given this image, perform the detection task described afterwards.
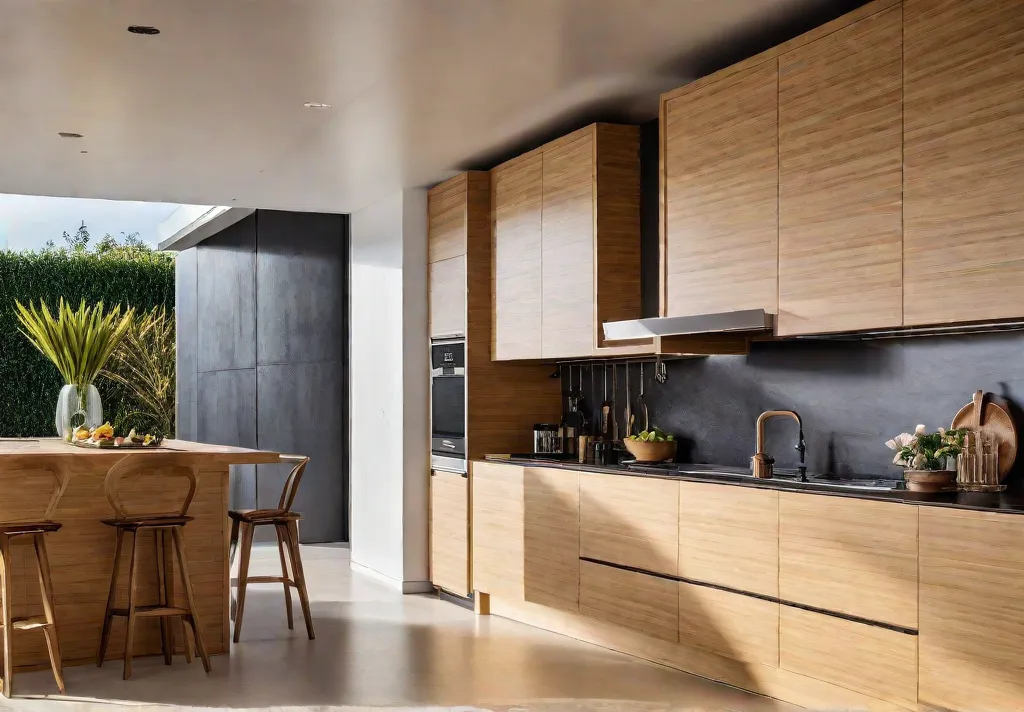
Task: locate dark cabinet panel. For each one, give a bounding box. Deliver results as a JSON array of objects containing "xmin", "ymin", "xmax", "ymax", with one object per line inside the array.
[{"xmin": 197, "ymin": 213, "xmax": 256, "ymax": 373}]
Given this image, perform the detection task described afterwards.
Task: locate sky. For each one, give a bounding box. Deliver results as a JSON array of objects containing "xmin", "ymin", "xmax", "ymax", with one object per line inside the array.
[{"xmin": 0, "ymin": 194, "xmax": 183, "ymax": 251}]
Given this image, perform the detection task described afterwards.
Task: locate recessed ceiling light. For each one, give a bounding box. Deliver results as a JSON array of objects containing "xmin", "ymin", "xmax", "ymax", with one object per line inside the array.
[
  {"xmin": 127, "ymin": 25, "xmax": 160, "ymax": 35},
  {"xmin": 80, "ymin": 150, "xmax": 88, "ymax": 154},
  {"xmin": 303, "ymin": 102, "xmax": 331, "ymax": 109},
  {"xmin": 58, "ymin": 132, "xmax": 83, "ymax": 138}
]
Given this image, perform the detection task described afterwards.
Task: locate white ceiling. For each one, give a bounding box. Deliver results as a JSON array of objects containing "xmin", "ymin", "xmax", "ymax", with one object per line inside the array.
[{"xmin": 0, "ymin": 0, "xmax": 846, "ymax": 215}]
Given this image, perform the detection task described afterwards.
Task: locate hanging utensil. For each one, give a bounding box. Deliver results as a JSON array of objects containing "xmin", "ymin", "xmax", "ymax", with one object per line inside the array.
[
  {"xmin": 611, "ymin": 363, "xmax": 619, "ymax": 442},
  {"xmin": 624, "ymin": 361, "xmax": 633, "ymax": 439},
  {"xmin": 637, "ymin": 361, "xmax": 649, "ymax": 433},
  {"xmin": 601, "ymin": 364, "xmax": 611, "ymax": 439}
]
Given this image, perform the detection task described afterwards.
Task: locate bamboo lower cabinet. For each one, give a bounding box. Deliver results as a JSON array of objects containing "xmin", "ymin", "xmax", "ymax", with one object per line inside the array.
[
  {"xmin": 578, "ymin": 560, "xmax": 677, "ymax": 642},
  {"xmin": 779, "ymin": 492, "xmax": 918, "ymax": 629},
  {"xmin": 919, "ymin": 508, "xmax": 1024, "ymax": 712},
  {"xmin": 471, "ymin": 462, "xmax": 524, "ymax": 599},
  {"xmin": 780, "ymin": 606, "xmax": 918, "ymax": 709},
  {"xmin": 678, "ymin": 582, "xmax": 779, "ymax": 667},
  {"xmin": 678, "ymin": 482, "xmax": 778, "ymax": 597},
  {"xmin": 429, "ymin": 470, "xmax": 470, "ymax": 597},
  {"xmin": 523, "ymin": 467, "xmax": 579, "ymax": 612},
  {"xmin": 579, "ymin": 473, "xmax": 678, "ymax": 576}
]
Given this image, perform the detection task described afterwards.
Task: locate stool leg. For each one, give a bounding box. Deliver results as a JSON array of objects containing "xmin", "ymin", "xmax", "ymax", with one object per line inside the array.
[
  {"xmin": 122, "ymin": 530, "xmax": 142, "ymax": 680},
  {"xmin": 228, "ymin": 517, "xmax": 240, "ymax": 569},
  {"xmin": 232, "ymin": 522, "xmax": 254, "ymax": 644},
  {"xmin": 34, "ymin": 534, "xmax": 65, "ymax": 695},
  {"xmin": 285, "ymin": 520, "xmax": 315, "ymax": 640},
  {"xmin": 154, "ymin": 529, "xmax": 172, "ymax": 665},
  {"xmin": 0, "ymin": 534, "xmax": 13, "ymax": 697},
  {"xmin": 161, "ymin": 531, "xmax": 192, "ymax": 664},
  {"xmin": 275, "ymin": 523, "xmax": 294, "ymax": 630},
  {"xmin": 171, "ymin": 528, "xmax": 210, "ymax": 674},
  {"xmin": 97, "ymin": 527, "xmax": 125, "ymax": 667}
]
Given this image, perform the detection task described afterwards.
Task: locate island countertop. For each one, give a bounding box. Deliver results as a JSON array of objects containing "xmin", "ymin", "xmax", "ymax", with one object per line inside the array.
[{"xmin": 0, "ymin": 438, "xmax": 279, "ymax": 672}]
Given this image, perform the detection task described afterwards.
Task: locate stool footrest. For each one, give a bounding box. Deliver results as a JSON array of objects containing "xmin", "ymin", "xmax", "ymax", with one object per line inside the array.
[
  {"xmin": 4, "ymin": 616, "xmax": 51, "ymax": 631},
  {"xmin": 109, "ymin": 605, "xmax": 191, "ymax": 619},
  {"xmin": 244, "ymin": 575, "xmax": 295, "ymax": 585}
]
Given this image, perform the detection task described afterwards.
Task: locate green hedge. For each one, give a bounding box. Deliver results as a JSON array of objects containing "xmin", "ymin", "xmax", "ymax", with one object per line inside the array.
[{"xmin": 0, "ymin": 250, "xmax": 175, "ymax": 437}]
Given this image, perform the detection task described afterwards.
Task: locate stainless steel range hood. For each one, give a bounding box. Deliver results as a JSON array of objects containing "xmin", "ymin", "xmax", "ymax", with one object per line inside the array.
[{"xmin": 603, "ymin": 309, "xmax": 775, "ymax": 341}]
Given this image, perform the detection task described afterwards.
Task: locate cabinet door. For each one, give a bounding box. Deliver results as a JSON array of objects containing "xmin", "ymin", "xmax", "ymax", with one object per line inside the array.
[
  {"xmin": 663, "ymin": 61, "xmax": 778, "ymax": 317},
  {"xmin": 523, "ymin": 467, "xmax": 579, "ymax": 611},
  {"xmin": 579, "ymin": 473, "xmax": 678, "ymax": 576},
  {"xmin": 919, "ymin": 508, "xmax": 1024, "ymax": 712},
  {"xmin": 542, "ymin": 130, "xmax": 595, "ymax": 359},
  {"xmin": 429, "ymin": 256, "xmax": 466, "ymax": 338},
  {"xmin": 903, "ymin": 0, "xmax": 1024, "ymax": 325},
  {"xmin": 779, "ymin": 493, "xmax": 917, "ymax": 629},
  {"xmin": 471, "ymin": 462, "xmax": 524, "ymax": 599},
  {"xmin": 428, "ymin": 174, "xmax": 467, "ymax": 264},
  {"xmin": 430, "ymin": 470, "xmax": 469, "ymax": 596},
  {"xmin": 579, "ymin": 560, "xmax": 678, "ymax": 642},
  {"xmin": 679, "ymin": 582, "xmax": 779, "ymax": 667},
  {"xmin": 492, "ymin": 152, "xmax": 543, "ymax": 360},
  {"xmin": 678, "ymin": 482, "xmax": 778, "ymax": 597},
  {"xmin": 780, "ymin": 607, "xmax": 917, "ymax": 709},
  {"xmin": 777, "ymin": 6, "xmax": 903, "ymax": 335}
]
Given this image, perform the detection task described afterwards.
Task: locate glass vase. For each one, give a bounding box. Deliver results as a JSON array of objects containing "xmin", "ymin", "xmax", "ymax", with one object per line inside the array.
[{"xmin": 55, "ymin": 384, "xmax": 103, "ymax": 441}]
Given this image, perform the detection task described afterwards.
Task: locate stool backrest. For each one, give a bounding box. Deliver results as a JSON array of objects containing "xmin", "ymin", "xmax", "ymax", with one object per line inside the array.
[
  {"xmin": 277, "ymin": 454, "xmax": 309, "ymax": 512},
  {"xmin": 0, "ymin": 464, "xmax": 70, "ymax": 523},
  {"xmin": 104, "ymin": 454, "xmax": 198, "ymax": 519}
]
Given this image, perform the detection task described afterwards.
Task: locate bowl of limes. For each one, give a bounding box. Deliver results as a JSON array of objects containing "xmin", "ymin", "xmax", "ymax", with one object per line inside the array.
[{"xmin": 624, "ymin": 428, "xmax": 677, "ymax": 463}]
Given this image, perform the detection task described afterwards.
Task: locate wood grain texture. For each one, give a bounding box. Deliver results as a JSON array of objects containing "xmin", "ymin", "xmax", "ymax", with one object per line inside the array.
[
  {"xmin": 779, "ymin": 493, "xmax": 918, "ymax": 629},
  {"xmin": 781, "ymin": 606, "xmax": 917, "ymax": 708},
  {"xmin": 678, "ymin": 582, "xmax": 779, "ymax": 668},
  {"xmin": 492, "ymin": 151, "xmax": 544, "ymax": 360},
  {"xmin": 579, "ymin": 560, "xmax": 678, "ymax": 643},
  {"xmin": 903, "ymin": 0, "xmax": 1024, "ymax": 326},
  {"xmin": 429, "ymin": 470, "xmax": 470, "ymax": 597},
  {"xmin": 429, "ymin": 256, "xmax": 466, "ymax": 338},
  {"xmin": 523, "ymin": 467, "xmax": 579, "ymax": 612},
  {"xmin": 470, "ymin": 461, "xmax": 524, "ymax": 600},
  {"xmin": 919, "ymin": 507, "xmax": 1024, "ymax": 712},
  {"xmin": 663, "ymin": 61, "xmax": 778, "ymax": 318},
  {"xmin": 466, "ymin": 171, "xmax": 561, "ymax": 458},
  {"xmin": 594, "ymin": 124, "xmax": 642, "ymax": 349},
  {"xmin": 428, "ymin": 173, "xmax": 468, "ymax": 263},
  {"xmin": 678, "ymin": 482, "xmax": 778, "ymax": 597},
  {"xmin": 0, "ymin": 454, "xmax": 252, "ymax": 671},
  {"xmin": 541, "ymin": 128, "xmax": 595, "ymax": 359},
  {"xmin": 777, "ymin": 5, "xmax": 903, "ymax": 335},
  {"xmin": 579, "ymin": 473, "xmax": 678, "ymax": 576}
]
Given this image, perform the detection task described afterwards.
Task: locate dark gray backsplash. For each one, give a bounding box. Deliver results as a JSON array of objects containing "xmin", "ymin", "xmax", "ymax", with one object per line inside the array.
[{"xmin": 562, "ymin": 332, "xmax": 1024, "ymax": 488}]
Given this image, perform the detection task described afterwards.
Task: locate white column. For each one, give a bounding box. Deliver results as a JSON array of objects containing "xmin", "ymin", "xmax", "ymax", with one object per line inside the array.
[{"xmin": 348, "ymin": 188, "xmax": 430, "ymax": 592}]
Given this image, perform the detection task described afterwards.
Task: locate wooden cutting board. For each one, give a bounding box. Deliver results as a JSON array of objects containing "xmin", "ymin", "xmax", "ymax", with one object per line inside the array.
[{"xmin": 951, "ymin": 390, "xmax": 1018, "ymax": 480}]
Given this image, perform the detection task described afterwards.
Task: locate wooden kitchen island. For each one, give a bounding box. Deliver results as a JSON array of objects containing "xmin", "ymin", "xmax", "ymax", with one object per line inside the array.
[{"xmin": 0, "ymin": 438, "xmax": 279, "ymax": 671}]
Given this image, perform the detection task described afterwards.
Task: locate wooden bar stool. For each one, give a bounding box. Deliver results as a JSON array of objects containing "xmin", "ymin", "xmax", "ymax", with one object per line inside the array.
[
  {"xmin": 0, "ymin": 465, "xmax": 69, "ymax": 697},
  {"xmin": 229, "ymin": 454, "xmax": 313, "ymax": 642},
  {"xmin": 97, "ymin": 454, "xmax": 210, "ymax": 679}
]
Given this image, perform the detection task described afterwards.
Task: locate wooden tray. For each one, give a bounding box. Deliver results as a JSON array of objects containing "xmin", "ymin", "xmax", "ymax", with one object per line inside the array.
[
  {"xmin": 951, "ymin": 390, "xmax": 1017, "ymax": 480},
  {"xmin": 69, "ymin": 440, "xmax": 165, "ymax": 450}
]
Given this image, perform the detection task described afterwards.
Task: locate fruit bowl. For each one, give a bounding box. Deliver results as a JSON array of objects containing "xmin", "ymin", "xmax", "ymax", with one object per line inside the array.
[{"xmin": 623, "ymin": 438, "xmax": 677, "ymax": 463}]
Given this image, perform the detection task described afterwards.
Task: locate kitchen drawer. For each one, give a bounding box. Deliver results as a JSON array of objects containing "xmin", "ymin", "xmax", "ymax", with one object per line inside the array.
[
  {"xmin": 523, "ymin": 467, "xmax": 579, "ymax": 611},
  {"xmin": 780, "ymin": 606, "xmax": 917, "ymax": 709},
  {"xmin": 678, "ymin": 482, "xmax": 778, "ymax": 597},
  {"xmin": 579, "ymin": 473, "xmax": 678, "ymax": 575},
  {"xmin": 779, "ymin": 492, "xmax": 917, "ymax": 628},
  {"xmin": 679, "ymin": 582, "xmax": 779, "ymax": 667},
  {"xmin": 579, "ymin": 560, "xmax": 678, "ymax": 642}
]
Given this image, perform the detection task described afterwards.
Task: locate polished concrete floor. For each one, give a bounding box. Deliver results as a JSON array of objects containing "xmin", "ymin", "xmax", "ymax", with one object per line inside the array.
[{"xmin": 4, "ymin": 545, "xmax": 799, "ymax": 711}]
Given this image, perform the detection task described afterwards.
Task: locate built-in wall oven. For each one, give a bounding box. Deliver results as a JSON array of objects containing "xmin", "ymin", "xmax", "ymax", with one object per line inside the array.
[{"xmin": 430, "ymin": 339, "xmax": 466, "ymax": 473}]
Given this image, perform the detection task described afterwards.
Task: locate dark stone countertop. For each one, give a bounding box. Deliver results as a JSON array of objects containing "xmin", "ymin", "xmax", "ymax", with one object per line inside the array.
[{"xmin": 480, "ymin": 456, "xmax": 1024, "ymax": 515}]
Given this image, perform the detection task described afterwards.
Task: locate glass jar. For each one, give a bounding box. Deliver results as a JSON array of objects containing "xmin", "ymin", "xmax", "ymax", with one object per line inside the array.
[{"xmin": 56, "ymin": 384, "xmax": 103, "ymax": 441}]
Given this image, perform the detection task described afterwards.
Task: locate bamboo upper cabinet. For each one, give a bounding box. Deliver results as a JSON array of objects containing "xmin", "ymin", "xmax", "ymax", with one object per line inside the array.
[
  {"xmin": 429, "ymin": 172, "xmax": 489, "ymax": 339},
  {"xmin": 903, "ymin": 0, "xmax": 1024, "ymax": 326},
  {"xmin": 492, "ymin": 124, "xmax": 641, "ymax": 360},
  {"xmin": 662, "ymin": 61, "xmax": 779, "ymax": 318},
  {"xmin": 776, "ymin": 5, "xmax": 903, "ymax": 336}
]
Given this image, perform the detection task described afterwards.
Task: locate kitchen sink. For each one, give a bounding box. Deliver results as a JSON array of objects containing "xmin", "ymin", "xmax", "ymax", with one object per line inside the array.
[{"xmin": 632, "ymin": 462, "xmax": 903, "ymax": 491}]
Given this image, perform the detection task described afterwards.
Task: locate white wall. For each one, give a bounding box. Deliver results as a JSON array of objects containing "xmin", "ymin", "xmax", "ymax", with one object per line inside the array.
[{"xmin": 349, "ymin": 188, "xmax": 429, "ymax": 591}]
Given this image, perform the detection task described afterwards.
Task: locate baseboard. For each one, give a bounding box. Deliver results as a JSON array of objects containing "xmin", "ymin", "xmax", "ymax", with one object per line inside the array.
[{"xmin": 349, "ymin": 560, "xmax": 433, "ymax": 594}]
